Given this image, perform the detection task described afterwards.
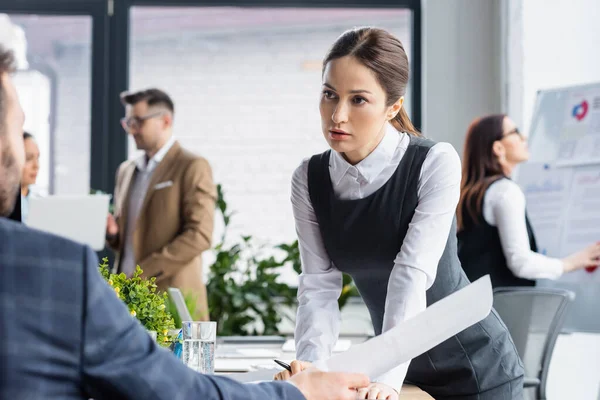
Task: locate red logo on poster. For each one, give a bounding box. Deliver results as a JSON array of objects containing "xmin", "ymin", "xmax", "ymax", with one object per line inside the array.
[{"xmin": 572, "ymin": 100, "xmax": 589, "ymax": 121}]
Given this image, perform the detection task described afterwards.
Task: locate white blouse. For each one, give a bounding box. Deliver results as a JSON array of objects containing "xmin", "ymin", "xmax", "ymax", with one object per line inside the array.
[
  {"xmin": 291, "ymin": 124, "xmax": 461, "ymax": 390},
  {"xmin": 482, "ymin": 179, "xmax": 563, "ymax": 280}
]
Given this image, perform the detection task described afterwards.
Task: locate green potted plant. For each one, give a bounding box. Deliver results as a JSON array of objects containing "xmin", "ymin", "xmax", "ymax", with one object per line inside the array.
[
  {"xmin": 104, "ymin": 183, "xmax": 360, "ymax": 339},
  {"xmin": 99, "ymin": 258, "xmax": 176, "ymax": 347},
  {"xmin": 206, "ymin": 185, "xmax": 296, "ymax": 336},
  {"xmin": 205, "ymin": 185, "xmax": 359, "ymax": 337}
]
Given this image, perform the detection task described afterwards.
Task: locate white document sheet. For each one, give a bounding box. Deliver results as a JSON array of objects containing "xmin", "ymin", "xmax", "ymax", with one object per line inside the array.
[
  {"xmin": 320, "ymin": 276, "xmax": 492, "ymax": 378},
  {"xmin": 216, "ymin": 348, "xmax": 282, "ymax": 359},
  {"xmin": 228, "ymin": 276, "xmax": 493, "ymax": 383},
  {"xmin": 281, "ymin": 339, "xmax": 352, "ymax": 354},
  {"xmin": 223, "ymin": 367, "xmax": 282, "ymax": 382}
]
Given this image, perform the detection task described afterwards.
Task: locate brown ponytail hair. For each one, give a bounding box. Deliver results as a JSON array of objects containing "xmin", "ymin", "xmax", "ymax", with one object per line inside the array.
[
  {"xmin": 457, "ymin": 114, "xmax": 507, "ymax": 231},
  {"xmin": 323, "ymin": 27, "xmax": 421, "ymax": 136},
  {"xmin": 391, "ymin": 107, "xmax": 418, "ymax": 135}
]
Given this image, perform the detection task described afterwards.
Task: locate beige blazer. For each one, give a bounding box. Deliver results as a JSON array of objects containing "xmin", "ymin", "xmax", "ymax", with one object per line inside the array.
[{"xmin": 108, "ymin": 141, "xmax": 215, "ymax": 320}]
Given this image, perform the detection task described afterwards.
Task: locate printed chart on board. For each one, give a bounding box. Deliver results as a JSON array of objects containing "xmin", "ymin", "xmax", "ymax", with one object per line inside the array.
[
  {"xmin": 516, "ymin": 82, "xmax": 600, "ymax": 332},
  {"xmin": 517, "ymin": 163, "xmax": 573, "ymax": 258},
  {"xmin": 560, "ymin": 167, "xmax": 600, "ymax": 283},
  {"xmin": 557, "ymin": 87, "xmax": 600, "ymax": 166}
]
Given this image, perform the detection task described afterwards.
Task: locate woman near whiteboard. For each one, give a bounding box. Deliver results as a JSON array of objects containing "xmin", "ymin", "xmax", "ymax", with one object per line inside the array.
[
  {"xmin": 457, "ymin": 114, "xmax": 600, "ymax": 287},
  {"xmin": 274, "ymin": 28, "xmax": 524, "ymax": 400}
]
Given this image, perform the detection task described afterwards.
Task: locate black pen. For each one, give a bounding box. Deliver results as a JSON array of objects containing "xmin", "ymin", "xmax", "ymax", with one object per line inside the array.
[{"xmin": 274, "ymin": 359, "xmax": 292, "ymax": 373}]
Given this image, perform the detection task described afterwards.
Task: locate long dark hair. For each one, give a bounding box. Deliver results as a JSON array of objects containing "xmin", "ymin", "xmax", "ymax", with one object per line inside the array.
[
  {"xmin": 323, "ymin": 27, "xmax": 420, "ymax": 136},
  {"xmin": 457, "ymin": 114, "xmax": 507, "ymax": 231}
]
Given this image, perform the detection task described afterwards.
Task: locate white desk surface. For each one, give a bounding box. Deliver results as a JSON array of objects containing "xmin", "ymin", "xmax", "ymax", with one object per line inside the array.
[{"xmin": 214, "ymin": 336, "xmax": 433, "ymax": 400}]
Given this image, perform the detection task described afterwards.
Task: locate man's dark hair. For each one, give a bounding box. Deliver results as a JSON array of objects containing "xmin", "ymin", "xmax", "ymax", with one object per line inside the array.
[
  {"xmin": 0, "ymin": 46, "xmax": 17, "ymax": 136},
  {"xmin": 23, "ymin": 131, "xmax": 33, "ymax": 140},
  {"xmin": 120, "ymin": 88, "xmax": 174, "ymax": 114}
]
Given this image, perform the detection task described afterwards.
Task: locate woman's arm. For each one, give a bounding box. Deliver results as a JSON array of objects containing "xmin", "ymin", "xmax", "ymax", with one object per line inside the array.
[
  {"xmin": 376, "ymin": 142, "xmax": 462, "ymax": 391},
  {"xmin": 291, "ymin": 159, "xmax": 343, "ymax": 363},
  {"xmin": 485, "ymin": 180, "xmax": 564, "ymax": 280}
]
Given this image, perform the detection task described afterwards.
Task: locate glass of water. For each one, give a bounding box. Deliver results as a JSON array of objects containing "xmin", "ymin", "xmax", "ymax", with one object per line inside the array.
[{"xmin": 181, "ymin": 321, "xmax": 216, "ymax": 374}]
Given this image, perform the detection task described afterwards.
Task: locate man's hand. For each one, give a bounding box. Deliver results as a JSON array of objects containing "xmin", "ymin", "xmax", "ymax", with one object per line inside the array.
[
  {"xmin": 356, "ymin": 382, "xmax": 399, "ymax": 399},
  {"xmin": 289, "ymin": 368, "xmax": 369, "ymax": 400},
  {"xmin": 274, "ymin": 360, "xmax": 312, "ymax": 381},
  {"xmin": 106, "ymin": 213, "xmax": 119, "ymax": 237}
]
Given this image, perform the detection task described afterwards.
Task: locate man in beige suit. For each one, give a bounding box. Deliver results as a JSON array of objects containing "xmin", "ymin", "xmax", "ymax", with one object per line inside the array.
[{"xmin": 106, "ymin": 88, "xmax": 215, "ymax": 320}]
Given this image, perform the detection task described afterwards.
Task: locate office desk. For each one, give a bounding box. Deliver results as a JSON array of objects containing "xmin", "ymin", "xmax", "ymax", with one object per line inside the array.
[
  {"xmin": 215, "ymin": 338, "xmax": 433, "ymax": 400},
  {"xmin": 398, "ymin": 385, "xmax": 433, "ymax": 399}
]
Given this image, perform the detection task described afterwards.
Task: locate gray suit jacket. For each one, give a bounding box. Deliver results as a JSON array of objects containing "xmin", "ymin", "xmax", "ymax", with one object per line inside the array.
[{"xmin": 0, "ymin": 218, "xmax": 304, "ymax": 400}]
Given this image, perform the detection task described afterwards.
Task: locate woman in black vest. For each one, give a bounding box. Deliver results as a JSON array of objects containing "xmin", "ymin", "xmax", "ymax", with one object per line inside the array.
[
  {"xmin": 274, "ymin": 28, "xmax": 524, "ymax": 400},
  {"xmin": 457, "ymin": 115, "xmax": 600, "ymax": 288}
]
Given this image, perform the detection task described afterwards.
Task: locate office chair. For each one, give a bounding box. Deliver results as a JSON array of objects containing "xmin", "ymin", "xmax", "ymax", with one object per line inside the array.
[{"xmin": 493, "ymin": 287, "xmax": 575, "ymax": 400}]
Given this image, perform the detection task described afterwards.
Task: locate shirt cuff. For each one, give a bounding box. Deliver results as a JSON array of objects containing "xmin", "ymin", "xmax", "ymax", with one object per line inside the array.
[{"xmin": 546, "ymin": 258, "xmax": 565, "ymax": 279}]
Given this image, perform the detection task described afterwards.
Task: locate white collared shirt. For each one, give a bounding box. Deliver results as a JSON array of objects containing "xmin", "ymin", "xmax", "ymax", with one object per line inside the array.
[
  {"xmin": 482, "ymin": 179, "xmax": 563, "ymax": 279},
  {"xmin": 291, "ymin": 124, "xmax": 461, "ymax": 390},
  {"xmin": 121, "ymin": 136, "xmax": 176, "ymax": 276}
]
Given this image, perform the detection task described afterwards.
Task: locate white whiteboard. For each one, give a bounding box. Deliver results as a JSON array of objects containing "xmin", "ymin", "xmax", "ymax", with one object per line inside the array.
[{"xmin": 515, "ymin": 82, "xmax": 600, "ymax": 333}]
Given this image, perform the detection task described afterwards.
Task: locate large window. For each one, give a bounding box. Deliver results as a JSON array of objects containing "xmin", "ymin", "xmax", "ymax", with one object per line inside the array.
[
  {"xmin": 1, "ymin": 0, "xmax": 113, "ymax": 201},
  {"xmin": 9, "ymin": 14, "xmax": 92, "ymax": 195},
  {"xmin": 1, "ymin": 1, "xmax": 419, "ymax": 263},
  {"xmin": 128, "ymin": 6, "xmax": 413, "ymax": 245}
]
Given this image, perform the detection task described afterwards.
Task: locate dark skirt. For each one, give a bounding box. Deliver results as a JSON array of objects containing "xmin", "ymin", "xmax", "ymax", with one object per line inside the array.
[{"xmin": 432, "ymin": 376, "xmax": 524, "ymax": 400}]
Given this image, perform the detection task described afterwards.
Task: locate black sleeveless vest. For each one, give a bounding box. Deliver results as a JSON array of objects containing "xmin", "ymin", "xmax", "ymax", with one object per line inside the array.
[
  {"xmin": 457, "ymin": 178, "xmax": 537, "ymax": 288},
  {"xmin": 307, "ymin": 136, "xmax": 523, "ymax": 397}
]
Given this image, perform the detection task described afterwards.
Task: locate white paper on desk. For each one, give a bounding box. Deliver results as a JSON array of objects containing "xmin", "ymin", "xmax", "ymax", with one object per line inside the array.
[
  {"xmin": 225, "ymin": 368, "xmax": 282, "ymax": 383},
  {"xmin": 217, "ymin": 348, "xmax": 281, "ymax": 358},
  {"xmin": 282, "ymin": 339, "xmax": 352, "ymax": 353},
  {"xmin": 322, "ymin": 275, "xmax": 493, "ymax": 379},
  {"xmin": 215, "ymin": 359, "xmax": 254, "ymax": 373}
]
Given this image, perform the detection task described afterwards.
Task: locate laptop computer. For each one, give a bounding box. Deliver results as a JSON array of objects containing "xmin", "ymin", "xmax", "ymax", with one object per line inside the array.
[
  {"xmin": 167, "ymin": 287, "xmax": 193, "ymax": 322},
  {"xmin": 27, "ymin": 194, "xmax": 110, "ymax": 251}
]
